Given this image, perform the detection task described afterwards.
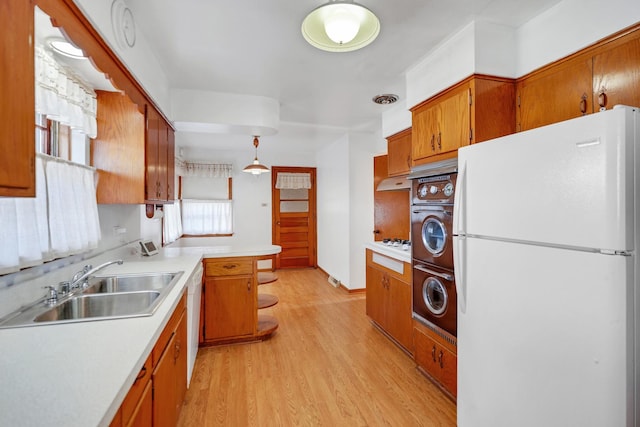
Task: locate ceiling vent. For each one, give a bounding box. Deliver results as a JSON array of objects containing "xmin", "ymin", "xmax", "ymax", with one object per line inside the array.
[{"xmin": 372, "ymin": 94, "xmax": 399, "ymax": 105}]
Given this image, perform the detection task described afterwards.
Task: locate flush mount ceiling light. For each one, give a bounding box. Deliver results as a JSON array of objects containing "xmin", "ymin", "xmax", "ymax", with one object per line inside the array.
[
  {"xmin": 301, "ymin": 1, "xmax": 380, "ymax": 52},
  {"xmin": 243, "ymin": 136, "xmax": 270, "ymax": 175},
  {"xmin": 47, "ymin": 37, "xmax": 85, "ymax": 59}
]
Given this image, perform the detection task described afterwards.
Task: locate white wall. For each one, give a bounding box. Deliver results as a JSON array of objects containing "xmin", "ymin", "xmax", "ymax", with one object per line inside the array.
[
  {"xmin": 316, "ymin": 135, "xmax": 350, "ymax": 286},
  {"xmin": 348, "ymin": 132, "xmax": 380, "ymax": 289},
  {"xmin": 516, "ymin": 0, "xmax": 640, "ymax": 75},
  {"xmin": 182, "ymin": 142, "xmax": 317, "ymax": 248},
  {"xmin": 73, "ymin": 0, "xmax": 171, "ymax": 116},
  {"xmin": 406, "ymin": 0, "xmax": 640, "ymax": 109}
]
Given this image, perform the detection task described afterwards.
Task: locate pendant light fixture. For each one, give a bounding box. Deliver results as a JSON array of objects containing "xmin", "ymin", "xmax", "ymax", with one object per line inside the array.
[
  {"xmin": 243, "ymin": 136, "xmax": 270, "ymax": 175},
  {"xmin": 301, "ymin": 1, "xmax": 380, "ymax": 52}
]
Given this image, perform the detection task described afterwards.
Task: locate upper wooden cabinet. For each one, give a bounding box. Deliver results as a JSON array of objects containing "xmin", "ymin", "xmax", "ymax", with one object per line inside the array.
[
  {"xmin": 517, "ymin": 24, "xmax": 640, "ymax": 132},
  {"xmin": 386, "ymin": 128, "xmax": 412, "ymax": 177},
  {"xmin": 93, "ymin": 94, "xmax": 175, "ymax": 204},
  {"xmin": 0, "ymin": 0, "xmax": 35, "ymax": 197},
  {"xmin": 516, "ymin": 58, "xmax": 593, "ymax": 131},
  {"xmin": 592, "ymin": 35, "xmax": 640, "ymax": 112},
  {"xmin": 145, "ymin": 106, "xmax": 175, "ymax": 203},
  {"xmin": 411, "ymin": 75, "xmax": 515, "ymax": 166}
]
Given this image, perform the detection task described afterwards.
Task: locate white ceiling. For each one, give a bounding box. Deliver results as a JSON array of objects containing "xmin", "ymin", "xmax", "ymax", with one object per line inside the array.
[{"xmin": 43, "ymin": 1, "xmax": 564, "ymax": 153}]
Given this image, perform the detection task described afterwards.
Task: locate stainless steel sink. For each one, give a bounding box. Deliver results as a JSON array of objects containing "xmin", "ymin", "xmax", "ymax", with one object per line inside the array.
[
  {"xmin": 0, "ymin": 271, "xmax": 184, "ymax": 328},
  {"xmin": 85, "ymin": 272, "xmax": 178, "ymax": 294},
  {"xmin": 34, "ymin": 291, "xmax": 161, "ymax": 322}
]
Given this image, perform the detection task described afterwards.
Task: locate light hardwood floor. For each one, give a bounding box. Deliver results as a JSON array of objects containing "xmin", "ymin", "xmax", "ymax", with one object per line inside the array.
[{"xmin": 178, "ymin": 268, "xmax": 457, "ymax": 426}]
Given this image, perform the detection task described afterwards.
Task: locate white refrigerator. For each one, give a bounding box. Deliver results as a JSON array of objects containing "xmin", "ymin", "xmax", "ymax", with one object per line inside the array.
[{"xmin": 453, "ymin": 105, "xmax": 639, "ymax": 427}]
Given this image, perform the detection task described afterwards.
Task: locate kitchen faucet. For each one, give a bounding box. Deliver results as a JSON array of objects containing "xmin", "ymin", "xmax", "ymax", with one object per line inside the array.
[{"xmin": 68, "ymin": 259, "xmax": 124, "ymax": 290}]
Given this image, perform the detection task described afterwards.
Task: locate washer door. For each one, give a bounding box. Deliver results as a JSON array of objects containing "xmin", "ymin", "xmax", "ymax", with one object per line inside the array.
[
  {"xmin": 422, "ymin": 217, "xmax": 447, "ymax": 256},
  {"xmin": 422, "ymin": 276, "xmax": 448, "ymax": 316}
]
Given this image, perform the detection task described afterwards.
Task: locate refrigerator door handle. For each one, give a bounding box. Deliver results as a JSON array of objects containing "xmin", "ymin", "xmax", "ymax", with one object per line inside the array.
[
  {"xmin": 453, "ymin": 235, "xmax": 467, "ymax": 314},
  {"xmin": 414, "ymin": 264, "xmax": 454, "ymax": 281},
  {"xmin": 453, "ymin": 160, "xmax": 466, "ymax": 236}
]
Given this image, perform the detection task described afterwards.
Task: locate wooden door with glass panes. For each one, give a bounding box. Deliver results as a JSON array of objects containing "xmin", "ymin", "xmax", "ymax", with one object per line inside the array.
[{"xmin": 271, "ymin": 167, "xmax": 317, "ymax": 269}]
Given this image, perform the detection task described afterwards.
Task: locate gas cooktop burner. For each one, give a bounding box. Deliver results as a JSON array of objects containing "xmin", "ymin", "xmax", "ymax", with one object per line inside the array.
[{"xmin": 382, "ymin": 238, "xmax": 411, "ymax": 251}]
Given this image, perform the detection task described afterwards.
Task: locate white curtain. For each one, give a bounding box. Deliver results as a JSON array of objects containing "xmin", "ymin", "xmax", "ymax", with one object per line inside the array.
[
  {"xmin": 163, "ymin": 202, "xmax": 183, "ymax": 244},
  {"xmin": 176, "ymin": 160, "xmax": 232, "ymax": 179},
  {"xmin": 0, "ymin": 155, "xmax": 100, "ymax": 275},
  {"xmin": 275, "ymin": 172, "xmax": 311, "ymax": 189},
  {"xmin": 35, "ymin": 45, "xmax": 98, "ymax": 138},
  {"xmin": 181, "ymin": 199, "xmax": 233, "ymax": 235}
]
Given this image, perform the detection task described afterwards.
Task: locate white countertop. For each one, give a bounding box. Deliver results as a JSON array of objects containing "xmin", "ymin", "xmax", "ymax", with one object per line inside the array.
[
  {"xmin": 365, "ymin": 241, "xmax": 412, "ymax": 263},
  {"xmin": 0, "ymin": 242, "xmax": 281, "ymax": 427}
]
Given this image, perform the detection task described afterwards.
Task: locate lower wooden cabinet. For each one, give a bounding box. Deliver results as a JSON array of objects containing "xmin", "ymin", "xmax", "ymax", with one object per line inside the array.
[
  {"xmin": 110, "ymin": 292, "xmax": 187, "ymax": 427},
  {"xmin": 201, "ymin": 257, "xmax": 278, "ymax": 346},
  {"xmin": 413, "ymin": 319, "xmax": 457, "ymax": 400},
  {"xmin": 365, "ymin": 249, "xmax": 413, "ymax": 354}
]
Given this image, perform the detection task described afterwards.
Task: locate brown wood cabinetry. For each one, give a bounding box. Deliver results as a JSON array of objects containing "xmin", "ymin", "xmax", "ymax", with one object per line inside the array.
[
  {"xmin": 93, "ymin": 96, "xmax": 175, "ymax": 204},
  {"xmin": 411, "ymin": 75, "xmax": 515, "ymax": 166},
  {"xmin": 517, "ymin": 24, "xmax": 640, "ymax": 132},
  {"xmin": 145, "ymin": 106, "xmax": 175, "ymax": 203},
  {"xmin": 110, "ymin": 292, "xmax": 187, "ymax": 427},
  {"xmin": 365, "ymin": 249, "xmax": 413, "ymax": 354},
  {"xmin": 201, "ymin": 257, "xmax": 278, "ymax": 345},
  {"xmin": 386, "ymin": 128, "xmax": 412, "ymax": 177},
  {"xmin": 413, "ymin": 319, "xmax": 457, "ymax": 400},
  {"xmin": 0, "ymin": 0, "xmax": 35, "ymax": 197},
  {"xmin": 373, "ymin": 155, "xmax": 410, "ymax": 241}
]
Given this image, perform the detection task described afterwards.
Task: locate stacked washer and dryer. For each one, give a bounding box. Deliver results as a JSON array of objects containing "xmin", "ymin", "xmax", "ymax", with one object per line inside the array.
[{"xmin": 409, "ymin": 159, "xmax": 458, "ymax": 338}]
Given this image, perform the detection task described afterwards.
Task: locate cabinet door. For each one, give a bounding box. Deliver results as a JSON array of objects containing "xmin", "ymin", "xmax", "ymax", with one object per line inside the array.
[
  {"xmin": 204, "ymin": 276, "xmax": 255, "ymax": 340},
  {"xmin": 365, "ymin": 265, "xmax": 387, "ymax": 327},
  {"xmin": 414, "ymin": 325, "xmax": 457, "ymax": 398},
  {"xmin": 387, "ymin": 128, "xmax": 412, "ymax": 177},
  {"xmin": 439, "ymin": 88, "xmax": 470, "ymax": 154},
  {"xmin": 157, "ymin": 118, "xmax": 169, "ymax": 200},
  {"xmin": 153, "ymin": 333, "xmax": 179, "ymax": 427},
  {"xmin": 166, "ymin": 127, "xmax": 175, "ymax": 200},
  {"xmin": 126, "ymin": 380, "xmax": 152, "ymax": 427},
  {"xmin": 517, "ymin": 57, "xmax": 593, "ymax": 131},
  {"xmin": 0, "ymin": 0, "xmax": 35, "ymax": 197},
  {"xmin": 174, "ymin": 312, "xmax": 188, "ymax": 417},
  {"xmin": 387, "ymin": 276, "xmax": 413, "ymax": 353},
  {"xmin": 412, "ymin": 103, "xmax": 439, "ymax": 161},
  {"xmin": 93, "ymin": 91, "xmax": 146, "ymax": 204},
  {"xmin": 145, "ymin": 106, "xmax": 160, "ymax": 201},
  {"xmin": 593, "ymin": 36, "xmax": 640, "ymax": 112}
]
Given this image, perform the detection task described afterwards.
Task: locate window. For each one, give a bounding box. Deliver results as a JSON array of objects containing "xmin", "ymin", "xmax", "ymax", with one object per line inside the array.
[{"xmin": 163, "ymin": 162, "xmax": 233, "ymax": 244}]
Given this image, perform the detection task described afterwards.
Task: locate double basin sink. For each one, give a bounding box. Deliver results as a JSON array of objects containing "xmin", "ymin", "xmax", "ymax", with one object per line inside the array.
[{"xmin": 0, "ymin": 272, "xmax": 183, "ymax": 328}]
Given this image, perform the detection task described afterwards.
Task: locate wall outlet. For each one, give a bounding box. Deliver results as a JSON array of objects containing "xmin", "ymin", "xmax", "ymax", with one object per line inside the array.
[{"xmin": 328, "ymin": 276, "xmax": 340, "ymax": 288}]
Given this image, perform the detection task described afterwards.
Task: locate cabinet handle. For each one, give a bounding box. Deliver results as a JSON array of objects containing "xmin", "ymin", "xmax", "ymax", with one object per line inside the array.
[
  {"xmin": 598, "ymin": 90, "xmax": 607, "ymax": 111},
  {"xmin": 134, "ymin": 366, "xmax": 147, "ymax": 382},
  {"xmin": 579, "ymin": 93, "xmax": 588, "ymax": 115},
  {"xmin": 430, "ymin": 134, "xmax": 435, "ymax": 151},
  {"xmin": 174, "ymin": 340, "xmax": 181, "ymax": 361},
  {"xmin": 223, "ymin": 264, "xmax": 237, "ymax": 270},
  {"xmin": 431, "ymin": 345, "xmax": 436, "ymax": 362},
  {"xmin": 406, "ymin": 154, "xmax": 411, "ymax": 168},
  {"xmin": 438, "ymin": 350, "xmax": 444, "ymax": 368},
  {"xmin": 437, "ymin": 132, "xmax": 442, "ymax": 150},
  {"xmin": 247, "ymin": 280, "xmax": 251, "ymax": 291}
]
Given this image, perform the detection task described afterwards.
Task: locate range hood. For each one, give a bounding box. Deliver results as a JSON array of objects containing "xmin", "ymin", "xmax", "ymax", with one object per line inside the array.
[{"xmin": 376, "ymin": 175, "xmax": 411, "ymax": 191}]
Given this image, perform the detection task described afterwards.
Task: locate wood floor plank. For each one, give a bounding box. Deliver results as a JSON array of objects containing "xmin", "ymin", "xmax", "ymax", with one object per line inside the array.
[{"xmin": 178, "ymin": 268, "xmax": 456, "ymax": 426}]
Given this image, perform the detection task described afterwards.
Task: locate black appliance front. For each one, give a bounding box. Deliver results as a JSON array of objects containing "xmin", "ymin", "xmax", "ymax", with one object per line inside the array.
[
  {"xmin": 411, "ymin": 204, "xmax": 454, "ymax": 270},
  {"xmin": 412, "ymin": 262, "xmax": 457, "ymax": 337}
]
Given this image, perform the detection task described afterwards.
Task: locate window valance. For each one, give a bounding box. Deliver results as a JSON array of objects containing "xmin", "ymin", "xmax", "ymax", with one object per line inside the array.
[
  {"xmin": 275, "ymin": 172, "xmax": 311, "ymax": 189},
  {"xmin": 35, "ymin": 46, "xmax": 98, "ymax": 138},
  {"xmin": 176, "ymin": 159, "xmax": 232, "ymax": 178}
]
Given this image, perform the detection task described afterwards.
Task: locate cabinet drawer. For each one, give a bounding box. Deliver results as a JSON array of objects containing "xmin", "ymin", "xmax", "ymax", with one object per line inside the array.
[
  {"xmin": 121, "ymin": 354, "xmax": 152, "ymax": 425},
  {"xmin": 205, "ymin": 259, "xmax": 253, "ymax": 276}
]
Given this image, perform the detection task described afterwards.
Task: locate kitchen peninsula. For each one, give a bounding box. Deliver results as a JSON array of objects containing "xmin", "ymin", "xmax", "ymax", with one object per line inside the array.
[{"xmin": 0, "ymin": 240, "xmax": 281, "ymax": 427}]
